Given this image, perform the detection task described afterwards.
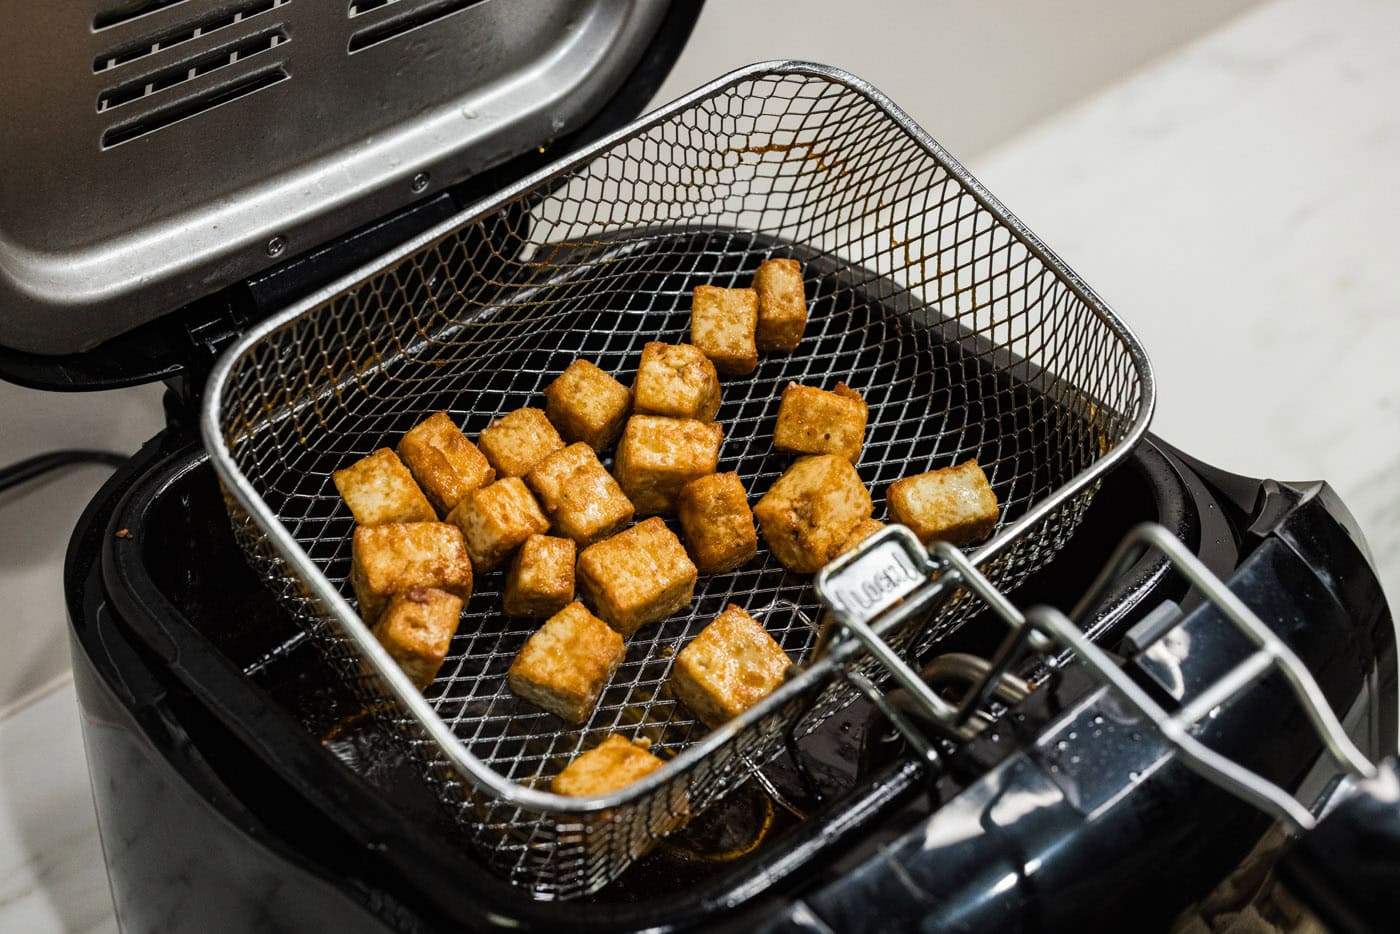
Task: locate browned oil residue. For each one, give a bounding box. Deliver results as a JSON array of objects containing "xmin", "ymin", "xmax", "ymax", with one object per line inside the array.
[{"xmin": 734, "ymin": 141, "xmax": 848, "ymax": 175}]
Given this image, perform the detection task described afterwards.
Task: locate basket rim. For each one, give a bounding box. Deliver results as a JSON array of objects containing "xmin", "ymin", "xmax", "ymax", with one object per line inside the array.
[{"xmin": 199, "ymin": 59, "xmax": 1156, "ymax": 816}]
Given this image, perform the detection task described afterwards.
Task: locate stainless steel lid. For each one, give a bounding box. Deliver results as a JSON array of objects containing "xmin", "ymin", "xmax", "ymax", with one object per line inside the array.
[{"xmin": 0, "ymin": 0, "xmax": 672, "ymax": 354}]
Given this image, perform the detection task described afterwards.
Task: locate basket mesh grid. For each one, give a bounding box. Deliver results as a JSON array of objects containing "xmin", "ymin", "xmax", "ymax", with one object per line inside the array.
[{"xmin": 207, "ymin": 65, "xmax": 1148, "ymax": 898}]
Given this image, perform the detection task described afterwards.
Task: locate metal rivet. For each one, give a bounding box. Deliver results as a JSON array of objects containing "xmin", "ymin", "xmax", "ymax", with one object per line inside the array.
[
  {"xmin": 411, "ymin": 172, "xmax": 430, "ymax": 193},
  {"xmin": 265, "ymin": 235, "xmax": 287, "ymax": 257}
]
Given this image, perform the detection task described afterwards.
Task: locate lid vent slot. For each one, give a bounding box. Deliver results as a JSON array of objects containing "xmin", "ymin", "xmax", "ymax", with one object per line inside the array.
[
  {"xmin": 98, "ymin": 28, "xmax": 289, "ymax": 114},
  {"xmin": 347, "ymin": 0, "xmax": 487, "ymax": 52},
  {"xmin": 101, "ymin": 65, "xmax": 288, "ymax": 148},
  {"xmin": 93, "ymin": 0, "xmax": 290, "ymax": 74},
  {"xmin": 94, "ymin": 0, "xmax": 191, "ymax": 31}
]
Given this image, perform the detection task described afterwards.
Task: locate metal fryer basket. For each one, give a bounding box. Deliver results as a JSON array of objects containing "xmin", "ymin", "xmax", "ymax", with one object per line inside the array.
[{"xmin": 202, "ymin": 62, "xmax": 1154, "ymax": 899}]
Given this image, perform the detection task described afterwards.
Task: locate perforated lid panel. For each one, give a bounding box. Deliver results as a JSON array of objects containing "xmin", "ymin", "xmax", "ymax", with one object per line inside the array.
[{"xmin": 0, "ymin": 0, "xmax": 669, "ymax": 354}]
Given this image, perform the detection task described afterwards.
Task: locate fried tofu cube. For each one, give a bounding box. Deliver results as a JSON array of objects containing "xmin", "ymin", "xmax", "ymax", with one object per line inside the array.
[
  {"xmin": 446, "ymin": 477, "xmax": 549, "ymax": 571},
  {"xmin": 372, "ymin": 586, "xmax": 463, "ymax": 689},
  {"xmin": 754, "ymin": 455, "xmax": 873, "ymax": 573},
  {"xmin": 676, "ymin": 472, "xmax": 757, "ymax": 574},
  {"xmin": 773, "ymin": 381, "xmax": 868, "ymax": 462},
  {"xmin": 333, "ymin": 448, "xmax": 436, "ymax": 526},
  {"xmin": 507, "ymin": 601, "xmax": 625, "ymax": 724},
  {"xmin": 632, "ymin": 342, "xmax": 721, "ymax": 422},
  {"xmin": 477, "ymin": 407, "xmax": 565, "ymax": 478},
  {"xmin": 396, "ymin": 412, "xmax": 495, "ymax": 514},
  {"xmin": 526, "ymin": 443, "xmax": 635, "ymax": 546},
  {"xmin": 670, "ymin": 605, "xmax": 790, "ymax": 728},
  {"xmin": 503, "ymin": 534, "xmax": 575, "ymax": 618},
  {"xmin": 838, "ymin": 517, "xmax": 887, "ymax": 556},
  {"xmin": 690, "ymin": 286, "xmax": 759, "ymax": 375},
  {"xmin": 887, "ymin": 459, "xmax": 1000, "ymax": 547},
  {"xmin": 576, "ymin": 518, "xmax": 697, "ymax": 636},
  {"xmin": 615, "ymin": 415, "xmax": 723, "ymax": 516},
  {"xmin": 552, "ymin": 735, "xmax": 666, "ymax": 797},
  {"xmin": 350, "ymin": 522, "xmax": 473, "ymax": 622},
  {"xmin": 752, "ymin": 258, "xmax": 808, "ymax": 351},
  {"xmin": 544, "ymin": 359, "xmax": 632, "ymax": 451}
]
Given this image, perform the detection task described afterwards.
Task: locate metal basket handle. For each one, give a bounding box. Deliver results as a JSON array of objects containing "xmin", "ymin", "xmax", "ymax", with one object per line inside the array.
[{"xmin": 815, "ymin": 522, "xmax": 1376, "ymax": 825}]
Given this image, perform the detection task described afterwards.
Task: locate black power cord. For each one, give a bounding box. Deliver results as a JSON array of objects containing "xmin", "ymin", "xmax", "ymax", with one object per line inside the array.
[{"xmin": 0, "ymin": 449, "xmax": 128, "ymax": 495}]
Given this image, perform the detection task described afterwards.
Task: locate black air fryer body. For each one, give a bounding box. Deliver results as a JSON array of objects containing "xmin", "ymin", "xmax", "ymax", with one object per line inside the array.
[
  {"xmin": 3, "ymin": 4, "xmax": 1394, "ymax": 929},
  {"xmin": 61, "ymin": 424, "xmax": 1396, "ymax": 932}
]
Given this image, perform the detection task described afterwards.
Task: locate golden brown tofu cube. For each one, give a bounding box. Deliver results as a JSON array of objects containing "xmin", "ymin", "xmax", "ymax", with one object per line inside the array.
[
  {"xmin": 526, "ymin": 443, "xmax": 635, "ymax": 546},
  {"xmin": 503, "ymin": 534, "xmax": 575, "ymax": 619},
  {"xmin": 552, "ymin": 735, "xmax": 666, "ymax": 797},
  {"xmin": 507, "ymin": 601, "xmax": 625, "ymax": 724},
  {"xmin": 676, "ymin": 472, "xmax": 758, "ymax": 574},
  {"xmin": 754, "ymin": 455, "xmax": 873, "ymax": 573},
  {"xmin": 887, "ymin": 459, "xmax": 1000, "ymax": 547},
  {"xmin": 772, "ymin": 381, "xmax": 868, "ymax": 462},
  {"xmin": 669, "ymin": 605, "xmax": 790, "ymax": 729},
  {"xmin": 446, "ymin": 477, "xmax": 550, "ymax": 571},
  {"xmin": 838, "ymin": 517, "xmax": 887, "ymax": 556},
  {"xmin": 333, "ymin": 448, "xmax": 436, "ymax": 526},
  {"xmin": 372, "ymin": 586, "xmax": 463, "ymax": 689},
  {"xmin": 615, "ymin": 415, "xmax": 723, "ymax": 516},
  {"xmin": 752, "ymin": 258, "xmax": 808, "ymax": 351},
  {"xmin": 632, "ymin": 342, "xmax": 721, "ymax": 422},
  {"xmin": 477, "ymin": 407, "xmax": 565, "ymax": 478},
  {"xmin": 396, "ymin": 412, "xmax": 495, "ymax": 514},
  {"xmin": 576, "ymin": 518, "xmax": 698, "ymax": 636},
  {"xmin": 544, "ymin": 359, "xmax": 632, "ymax": 451},
  {"xmin": 690, "ymin": 286, "xmax": 758, "ymax": 376},
  {"xmin": 350, "ymin": 522, "xmax": 473, "ymax": 622}
]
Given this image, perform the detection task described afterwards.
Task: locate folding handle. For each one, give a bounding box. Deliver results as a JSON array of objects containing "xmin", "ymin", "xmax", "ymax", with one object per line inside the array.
[
  {"xmin": 1033, "ymin": 523, "xmax": 1375, "ymax": 833},
  {"xmin": 813, "ymin": 525, "xmax": 962, "ymax": 748},
  {"xmin": 813, "ymin": 525, "xmax": 1045, "ymax": 745}
]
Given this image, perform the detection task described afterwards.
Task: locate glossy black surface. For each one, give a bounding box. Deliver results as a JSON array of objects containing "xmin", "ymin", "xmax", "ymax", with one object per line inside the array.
[{"xmin": 1281, "ymin": 756, "xmax": 1400, "ymax": 934}]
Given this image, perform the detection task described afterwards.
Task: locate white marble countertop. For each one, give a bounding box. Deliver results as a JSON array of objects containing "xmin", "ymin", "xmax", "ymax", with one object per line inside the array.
[
  {"xmin": 3, "ymin": 0, "xmax": 1396, "ymax": 930},
  {"xmin": 0, "ymin": 683, "xmax": 115, "ymax": 933}
]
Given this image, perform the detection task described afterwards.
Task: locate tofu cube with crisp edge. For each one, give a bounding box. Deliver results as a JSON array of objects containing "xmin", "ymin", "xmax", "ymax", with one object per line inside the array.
[
  {"xmin": 690, "ymin": 286, "xmax": 759, "ymax": 375},
  {"xmin": 526, "ymin": 443, "xmax": 635, "ymax": 546},
  {"xmin": 669, "ymin": 605, "xmax": 790, "ymax": 729},
  {"xmin": 837, "ymin": 517, "xmax": 886, "ymax": 556},
  {"xmin": 333, "ymin": 448, "xmax": 436, "ymax": 526},
  {"xmin": 632, "ymin": 342, "xmax": 721, "ymax": 422},
  {"xmin": 754, "ymin": 455, "xmax": 873, "ymax": 573},
  {"xmin": 503, "ymin": 534, "xmax": 575, "ymax": 619},
  {"xmin": 544, "ymin": 359, "xmax": 632, "ymax": 451},
  {"xmin": 552, "ymin": 735, "xmax": 667, "ymax": 797},
  {"xmin": 615, "ymin": 415, "xmax": 723, "ymax": 516},
  {"xmin": 477, "ymin": 407, "xmax": 565, "ymax": 478},
  {"xmin": 507, "ymin": 601, "xmax": 625, "ymax": 724},
  {"xmin": 752, "ymin": 258, "xmax": 807, "ymax": 351},
  {"xmin": 372, "ymin": 586, "xmax": 463, "ymax": 689},
  {"xmin": 350, "ymin": 521, "xmax": 473, "ymax": 622},
  {"xmin": 447, "ymin": 477, "xmax": 550, "ymax": 571},
  {"xmin": 676, "ymin": 471, "xmax": 757, "ymax": 574},
  {"xmin": 887, "ymin": 459, "xmax": 999, "ymax": 547},
  {"xmin": 772, "ymin": 381, "xmax": 868, "ymax": 463},
  {"xmin": 396, "ymin": 411, "xmax": 495, "ymax": 514},
  {"xmin": 576, "ymin": 518, "xmax": 697, "ymax": 636}
]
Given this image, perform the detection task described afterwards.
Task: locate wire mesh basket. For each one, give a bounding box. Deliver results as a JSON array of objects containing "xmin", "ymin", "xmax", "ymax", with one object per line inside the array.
[{"xmin": 202, "ymin": 61, "xmax": 1154, "ymax": 898}]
